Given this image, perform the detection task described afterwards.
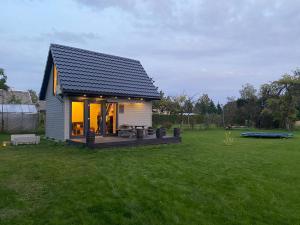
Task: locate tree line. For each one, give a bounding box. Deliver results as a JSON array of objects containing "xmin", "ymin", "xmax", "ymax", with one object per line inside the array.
[
  {"xmin": 153, "ymin": 69, "xmax": 300, "ymax": 130},
  {"xmin": 153, "ymin": 91, "xmax": 223, "ymax": 116},
  {"xmin": 153, "ymin": 92, "xmax": 224, "ymax": 128},
  {"xmin": 224, "ymin": 70, "xmax": 300, "ymax": 130}
]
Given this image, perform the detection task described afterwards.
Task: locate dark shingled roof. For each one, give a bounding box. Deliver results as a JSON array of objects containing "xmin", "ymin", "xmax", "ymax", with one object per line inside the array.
[{"xmin": 39, "ymin": 44, "xmax": 160, "ymax": 100}]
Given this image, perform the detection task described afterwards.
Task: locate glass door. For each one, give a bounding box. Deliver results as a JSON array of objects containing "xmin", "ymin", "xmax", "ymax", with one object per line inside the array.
[
  {"xmin": 106, "ymin": 103, "xmax": 117, "ymax": 135},
  {"xmin": 71, "ymin": 101, "xmax": 85, "ymax": 137},
  {"xmin": 89, "ymin": 103, "xmax": 102, "ymax": 135}
]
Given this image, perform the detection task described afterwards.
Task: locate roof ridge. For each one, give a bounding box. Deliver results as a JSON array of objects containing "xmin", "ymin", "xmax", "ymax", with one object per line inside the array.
[{"xmin": 50, "ymin": 43, "xmax": 140, "ymax": 63}]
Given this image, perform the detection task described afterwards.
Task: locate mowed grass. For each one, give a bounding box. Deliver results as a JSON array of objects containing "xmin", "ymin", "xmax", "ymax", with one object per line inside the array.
[{"xmin": 0, "ymin": 130, "xmax": 299, "ymax": 225}]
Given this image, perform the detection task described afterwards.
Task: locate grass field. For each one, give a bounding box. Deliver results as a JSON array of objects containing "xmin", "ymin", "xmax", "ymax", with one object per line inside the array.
[{"xmin": 0, "ymin": 130, "xmax": 299, "ymax": 225}]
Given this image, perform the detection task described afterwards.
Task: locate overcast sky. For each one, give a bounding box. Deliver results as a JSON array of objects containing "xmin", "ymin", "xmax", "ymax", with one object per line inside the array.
[{"xmin": 1, "ymin": 0, "xmax": 299, "ymax": 103}]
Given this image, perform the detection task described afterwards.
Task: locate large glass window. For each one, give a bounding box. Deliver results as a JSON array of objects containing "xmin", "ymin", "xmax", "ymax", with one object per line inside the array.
[
  {"xmin": 71, "ymin": 101, "xmax": 84, "ymax": 136},
  {"xmin": 89, "ymin": 103, "xmax": 101, "ymax": 135},
  {"xmin": 106, "ymin": 103, "xmax": 117, "ymax": 134}
]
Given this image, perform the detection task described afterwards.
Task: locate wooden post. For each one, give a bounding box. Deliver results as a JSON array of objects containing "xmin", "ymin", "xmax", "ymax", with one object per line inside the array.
[
  {"xmin": 115, "ymin": 103, "xmax": 119, "ymax": 133},
  {"xmin": 84, "ymin": 99, "xmax": 89, "ymax": 137}
]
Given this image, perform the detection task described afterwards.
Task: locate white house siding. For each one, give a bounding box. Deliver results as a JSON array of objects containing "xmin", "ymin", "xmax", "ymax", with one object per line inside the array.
[
  {"xmin": 45, "ymin": 65, "xmax": 65, "ymax": 140},
  {"xmin": 117, "ymin": 100, "xmax": 152, "ymax": 127}
]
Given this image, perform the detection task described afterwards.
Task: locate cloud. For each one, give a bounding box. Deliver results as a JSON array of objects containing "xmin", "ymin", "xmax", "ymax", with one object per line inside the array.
[
  {"xmin": 36, "ymin": 29, "xmax": 102, "ymax": 44},
  {"xmin": 1, "ymin": 0, "xmax": 300, "ymax": 103},
  {"xmin": 74, "ymin": 0, "xmax": 137, "ymax": 10},
  {"xmin": 61, "ymin": 0, "xmax": 300, "ymax": 101},
  {"xmin": 73, "ymin": 0, "xmax": 300, "ymax": 46}
]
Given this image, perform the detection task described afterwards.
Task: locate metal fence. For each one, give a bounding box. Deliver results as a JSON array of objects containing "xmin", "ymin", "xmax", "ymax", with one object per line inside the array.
[{"xmin": 0, "ymin": 104, "xmax": 38, "ymax": 133}]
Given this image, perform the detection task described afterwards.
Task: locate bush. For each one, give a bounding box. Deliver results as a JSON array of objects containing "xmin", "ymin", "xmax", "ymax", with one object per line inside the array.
[
  {"xmin": 152, "ymin": 114, "xmax": 204, "ymax": 127},
  {"xmin": 224, "ymin": 131, "xmax": 234, "ymax": 146},
  {"xmin": 152, "ymin": 113, "xmax": 225, "ymax": 130},
  {"xmin": 162, "ymin": 121, "xmax": 173, "ymax": 130}
]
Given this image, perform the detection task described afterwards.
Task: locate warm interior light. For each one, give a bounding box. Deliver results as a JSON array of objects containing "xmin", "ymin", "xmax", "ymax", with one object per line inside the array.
[
  {"xmin": 2, "ymin": 142, "xmax": 6, "ymax": 147},
  {"xmin": 140, "ymin": 98, "xmax": 143, "ymax": 100},
  {"xmin": 100, "ymin": 96, "xmax": 103, "ymax": 98},
  {"xmin": 71, "ymin": 102, "xmax": 84, "ymax": 136},
  {"xmin": 90, "ymin": 103, "xmax": 101, "ymax": 134},
  {"xmin": 106, "ymin": 103, "xmax": 117, "ymax": 134},
  {"xmin": 128, "ymin": 97, "xmax": 131, "ymax": 100},
  {"xmin": 83, "ymin": 94, "xmax": 86, "ymax": 97},
  {"xmin": 53, "ymin": 64, "xmax": 57, "ymax": 95}
]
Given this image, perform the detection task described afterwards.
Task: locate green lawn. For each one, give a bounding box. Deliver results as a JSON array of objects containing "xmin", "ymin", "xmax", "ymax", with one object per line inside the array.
[{"xmin": 0, "ymin": 130, "xmax": 299, "ymax": 225}]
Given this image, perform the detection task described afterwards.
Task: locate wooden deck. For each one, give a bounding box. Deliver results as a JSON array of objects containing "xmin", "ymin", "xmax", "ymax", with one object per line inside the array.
[{"xmin": 67, "ymin": 135, "xmax": 181, "ymax": 149}]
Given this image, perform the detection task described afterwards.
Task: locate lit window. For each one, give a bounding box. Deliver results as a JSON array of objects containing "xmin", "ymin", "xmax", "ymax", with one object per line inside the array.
[
  {"xmin": 71, "ymin": 101, "xmax": 84, "ymax": 136},
  {"xmin": 53, "ymin": 64, "xmax": 57, "ymax": 95}
]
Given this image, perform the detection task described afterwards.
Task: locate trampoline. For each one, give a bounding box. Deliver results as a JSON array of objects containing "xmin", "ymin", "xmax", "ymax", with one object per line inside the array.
[{"xmin": 241, "ymin": 132, "xmax": 293, "ymax": 138}]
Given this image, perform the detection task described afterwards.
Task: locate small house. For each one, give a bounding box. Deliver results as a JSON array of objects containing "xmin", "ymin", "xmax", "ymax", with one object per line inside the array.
[{"xmin": 39, "ymin": 44, "xmax": 160, "ymax": 141}]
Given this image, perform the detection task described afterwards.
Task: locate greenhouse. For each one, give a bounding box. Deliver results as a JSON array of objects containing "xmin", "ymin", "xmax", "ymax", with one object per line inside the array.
[{"xmin": 0, "ymin": 104, "xmax": 38, "ymax": 133}]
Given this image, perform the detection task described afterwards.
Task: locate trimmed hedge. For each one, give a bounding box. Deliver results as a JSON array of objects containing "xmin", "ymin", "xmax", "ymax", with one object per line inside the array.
[{"xmin": 152, "ymin": 114, "xmax": 204, "ymax": 127}]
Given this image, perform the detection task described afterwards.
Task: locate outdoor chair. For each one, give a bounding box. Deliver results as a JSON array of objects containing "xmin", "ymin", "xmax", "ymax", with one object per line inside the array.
[{"xmin": 117, "ymin": 124, "xmax": 136, "ymax": 138}]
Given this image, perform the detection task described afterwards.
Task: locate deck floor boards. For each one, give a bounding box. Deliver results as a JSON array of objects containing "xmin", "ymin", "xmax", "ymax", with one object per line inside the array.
[{"xmin": 67, "ymin": 135, "xmax": 181, "ymax": 149}]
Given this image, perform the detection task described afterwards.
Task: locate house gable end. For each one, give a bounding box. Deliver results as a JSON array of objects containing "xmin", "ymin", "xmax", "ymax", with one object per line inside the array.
[{"xmin": 39, "ymin": 50, "xmax": 53, "ymax": 100}]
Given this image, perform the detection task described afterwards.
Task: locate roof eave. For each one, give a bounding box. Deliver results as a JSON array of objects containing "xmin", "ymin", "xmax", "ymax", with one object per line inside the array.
[
  {"xmin": 62, "ymin": 89, "xmax": 161, "ymax": 100},
  {"xmin": 39, "ymin": 49, "xmax": 53, "ymax": 100}
]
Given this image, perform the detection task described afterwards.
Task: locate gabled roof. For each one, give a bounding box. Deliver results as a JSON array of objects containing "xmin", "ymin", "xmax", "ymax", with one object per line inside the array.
[{"xmin": 39, "ymin": 44, "xmax": 160, "ymax": 100}]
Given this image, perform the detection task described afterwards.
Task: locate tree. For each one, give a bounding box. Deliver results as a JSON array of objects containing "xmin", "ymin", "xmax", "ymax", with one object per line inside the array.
[
  {"xmin": 172, "ymin": 94, "xmax": 187, "ymax": 127},
  {"xmin": 208, "ymin": 100, "xmax": 217, "ymax": 114},
  {"xmin": 28, "ymin": 89, "xmax": 38, "ymax": 104},
  {"xmin": 297, "ymin": 105, "xmax": 300, "ymax": 120},
  {"xmin": 265, "ymin": 71, "xmax": 300, "ymax": 130},
  {"xmin": 194, "ymin": 94, "xmax": 211, "ymax": 114},
  {"xmin": 223, "ymin": 97, "xmax": 238, "ymax": 126},
  {"xmin": 259, "ymin": 108, "xmax": 276, "ymax": 129},
  {"xmin": 8, "ymin": 93, "xmax": 22, "ymax": 104},
  {"xmin": 0, "ymin": 68, "xmax": 9, "ymax": 90},
  {"xmin": 216, "ymin": 103, "xmax": 223, "ymax": 115},
  {"xmin": 152, "ymin": 91, "xmax": 178, "ymax": 115},
  {"xmin": 152, "ymin": 90, "xmax": 164, "ymax": 113},
  {"xmin": 220, "ymin": 69, "xmax": 300, "ymax": 130},
  {"xmin": 183, "ymin": 97, "xmax": 194, "ymax": 114},
  {"xmin": 239, "ymin": 83, "xmax": 257, "ymax": 100},
  {"xmin": 194, "ymin": 94, "xmax": 218, "ymax": 115},
  {"xmin": 236, "ymin": 83, "xmax": 260, "ymax": 126},
  {"xmin": 256, "ymin": 70, "xmax": 300, "ymax": 130},
  {"xmin": 183, "ymin": 96, "xmax": 194, "ymax": 127}
]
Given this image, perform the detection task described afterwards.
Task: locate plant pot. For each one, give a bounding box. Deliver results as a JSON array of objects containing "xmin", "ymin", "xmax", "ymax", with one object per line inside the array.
[
  {"xmin": 136, "ymin": 128, "xmax": 144, "ymax": 139},
  {"xmin": 173, "ymin": 128, "xmax": 181, "ymax": 137},
  {"xmin": 156, "ymin": 128, "xmax": 165, "ymax": 138},
  {"xmin": 86, "ymin": 130, "xmax": 95, "ymax": 146},
  {"xmin": 148, "ymin": 127, "xmax": 154, "ymax": 135}
]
